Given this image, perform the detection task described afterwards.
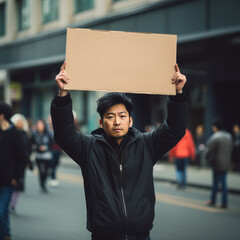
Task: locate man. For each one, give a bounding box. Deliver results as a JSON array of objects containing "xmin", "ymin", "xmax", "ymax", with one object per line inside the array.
[
  {"xmin": 0, "ymin": 102, "xmax": 27, "ymax": 240},
  {"xmin": 51, "ymin": 62, "xmax": 187, "ymax": 240},
  {"xmin": 205, "ymin": 120, "xmax": 233, "ymax": 209}
]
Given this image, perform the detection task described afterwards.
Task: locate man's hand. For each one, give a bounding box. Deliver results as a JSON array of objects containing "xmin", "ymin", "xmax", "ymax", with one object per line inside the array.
[
  {"xmin": 55, "ymin": 61, "xmax": 69, "ymax": 97},
  {"xmin": 39, "ymin": 145, "xmax": 47, "ymax": 152},
  {"xmin": 172, "ymin": 64, "xmax": 187, "ymax": 94}
]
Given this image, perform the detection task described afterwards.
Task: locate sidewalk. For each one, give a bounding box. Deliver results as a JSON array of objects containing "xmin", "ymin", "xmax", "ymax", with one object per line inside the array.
[
  {"xmin": 153, "ymin": 162, "xmax": 240, "ymax": 194},
  {"xmin": 59, "ymin": 154, "xmax": 240, "ymax": 195}
]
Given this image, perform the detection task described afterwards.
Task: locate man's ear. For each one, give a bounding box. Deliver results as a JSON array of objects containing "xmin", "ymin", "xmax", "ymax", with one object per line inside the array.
[
  {"xmin": 99, "ymin": 118, "xmax": 103, "ymax": 128},
  {"xmin": 129, "ymin": 116, "xmax": 133, "ymax": 127}
]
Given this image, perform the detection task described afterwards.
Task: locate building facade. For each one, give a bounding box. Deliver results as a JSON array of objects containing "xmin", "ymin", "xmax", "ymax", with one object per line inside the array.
[{"xmin": 0, "ymin": 0, "xmax": 240, "ymax": 136}]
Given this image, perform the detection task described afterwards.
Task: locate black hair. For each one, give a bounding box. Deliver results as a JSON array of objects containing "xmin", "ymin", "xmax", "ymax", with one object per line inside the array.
[
  {"xmin": 97, "ymin": 92, "xmax": 133, "ymax": 119},
  {"xmin": 0, "ymin": 102, "xmax": 13, "ymax": 122},
  {"xmin": 212, "ymin": 119, "xmax": 224, "ymax": 130}
]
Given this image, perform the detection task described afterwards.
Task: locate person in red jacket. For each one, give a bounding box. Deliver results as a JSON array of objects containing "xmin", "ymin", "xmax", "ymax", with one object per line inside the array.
[{"xmin": 169, "ymin": 129, "xmax": 196, "ymax": 188}]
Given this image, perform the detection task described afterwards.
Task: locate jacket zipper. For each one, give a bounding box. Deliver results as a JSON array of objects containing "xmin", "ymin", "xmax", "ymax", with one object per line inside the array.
[
  {"xmin": 119, "ymin": 141, "xmax": 135, "ymax": 240},
  {"xmin": 120, "ymin": 164, "xmax": 128, "ymax": 240},
  {"xmin": 96, "ymin": 137, "xmax": 137, "ymax": 240}
]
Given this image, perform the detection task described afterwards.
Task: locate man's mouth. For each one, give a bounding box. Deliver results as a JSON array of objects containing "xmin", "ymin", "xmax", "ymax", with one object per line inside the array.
[{"xmin": 113, "ymin": 129, "xmax": 122, "ymax": 132}]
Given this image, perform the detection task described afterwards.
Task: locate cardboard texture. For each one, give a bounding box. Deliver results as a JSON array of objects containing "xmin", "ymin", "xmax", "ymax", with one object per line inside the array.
[{"xmin": 65, "ymin": 28, "xmax": 177, "ymax": 95}]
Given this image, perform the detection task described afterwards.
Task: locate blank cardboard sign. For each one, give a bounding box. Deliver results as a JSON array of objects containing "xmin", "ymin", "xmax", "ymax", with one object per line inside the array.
[{"xmin": 65, "ymin": 28, "xmax": 177, "ymax": 95}]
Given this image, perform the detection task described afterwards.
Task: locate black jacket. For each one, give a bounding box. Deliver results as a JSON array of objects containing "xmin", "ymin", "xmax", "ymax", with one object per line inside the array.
[
  {"xmin": 0, "ymin": 124, "xmax": 27, "ymax": 187},
  {"xmin": 51, "ymin": 93, "xmax": 187, "ymax": 240}
]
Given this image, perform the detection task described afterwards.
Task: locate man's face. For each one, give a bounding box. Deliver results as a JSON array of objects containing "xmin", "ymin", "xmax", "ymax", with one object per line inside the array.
[
  {"xmin": 233, "ymin": 124, "xmax": 240, "ymax": 134},
  {"xmin": 99, "ymin": 103, "xmax": 133, "ymax": 145},
  {"xmin": 212, "ymin": 125, "xmax": 218, "ymax": 133},
  {"xmin": 36, "ymin": 120, "xmax": 45, "ymax": 133}
]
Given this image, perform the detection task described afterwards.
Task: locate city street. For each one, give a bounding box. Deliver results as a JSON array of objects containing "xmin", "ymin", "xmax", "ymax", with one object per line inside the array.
[{"xmin": 10, "ymin": 157, "xmax": 240, "ymax": 240}]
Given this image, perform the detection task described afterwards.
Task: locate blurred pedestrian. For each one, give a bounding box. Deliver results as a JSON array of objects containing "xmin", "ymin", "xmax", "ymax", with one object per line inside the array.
[
  {"xmin": 232, "ymin": 123, "xmax": 240, "ymax": 172},
  {"xmin": 47, "ymin": 116, "xmax": 61, "ymax": 187},
  {"xmin": 31, "ymin": 119, "xmax": 53, "ymax": 193},
  {"xmin": 194, "ymin": 124, "xmax": 206, "ymax": 168},
  {"xmin": 168, "ymin": 128, "xmax": 196, "ymax": 188},
  {"xmin": 50, "ymin": 62, "xmax": 188, "ymax": 240},
  {"xmin": 9, "ymin": 114, "xmax": 33, "ymax": 214},
  {"xmin": 0, "ymin": 102, "xmax": 27, "ymax": 240},
  {"xmin": 205, "ymin": 119, "xmax": 233, "ymax": 208}
]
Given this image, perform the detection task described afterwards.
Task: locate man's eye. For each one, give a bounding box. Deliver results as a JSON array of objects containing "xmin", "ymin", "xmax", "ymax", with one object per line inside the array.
[
  {"xmin": 121, "ymin": 115, "xmax": 126, "ymax": 118},
  {"xmin": 107, "ymin": 116, "xmax": 114, "ymax": 119}
]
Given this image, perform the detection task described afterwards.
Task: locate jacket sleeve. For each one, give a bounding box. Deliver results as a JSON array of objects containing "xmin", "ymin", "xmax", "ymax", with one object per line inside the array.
[
  {"xmin": 50, "ymin": 93, "xmax": 91, "ymax": 168},
  {"xmin": 143, "ymin": 93, "xmax": 188, "ymax": 164}
]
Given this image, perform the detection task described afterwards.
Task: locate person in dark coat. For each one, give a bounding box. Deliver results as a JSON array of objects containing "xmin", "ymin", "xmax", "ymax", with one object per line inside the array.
[
  {"xmin": 47, "ymin": 115, "xmax": 62, "ymax": 187},
  {"xmin": 50, "ymin": 62, "xmax": 188, "ymax": 240},
  {"xmin": 31, "ymin": 119, "xmax": 53, "ymax": 193},
  {"xmin": 205, "ymin": 120, "xmax": 233, "ymax": 208},
  {"xmin": 0, "ymin": 102, "xmax": 27, "ymax": 240},
  {"xmin": 9, "ymin": 114, "xmax": 32, "ymax": 214}
]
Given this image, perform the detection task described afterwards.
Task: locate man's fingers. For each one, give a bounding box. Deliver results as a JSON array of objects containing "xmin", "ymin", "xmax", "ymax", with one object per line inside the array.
[
  {"xmin": 171, "ymin": 65, "xmax": 187, "ymax": 93},
  {"xmin": 172, "ymin": 72, "xmax": 180, "ymax": 83},
  {"xmin": 175, "ymin": 64, "xmax": 180, "ymax": 73},
  {"xmin": 56, "ymin": 75, "xmax": 68, "ymax": 84},
  {"xmin": 60, "ymin": 61, "xmax": 66, "ymax": 71},
  {"xmin": 55, "ymin": 73, "xmax": 69, "ymax": 90},
  {"xmin": 172, "ymin": 72, "xmax": 186, "ymax": 84},
  {"xmin": 56, "ymin": 71, "xmax": 69, "ymax": 82}
]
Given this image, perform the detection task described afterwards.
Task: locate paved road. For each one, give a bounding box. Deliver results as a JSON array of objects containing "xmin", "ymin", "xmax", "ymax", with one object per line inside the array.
[
  {"xmin": 10, "ymin": 168, "xmax": 89, "ymax": 240},
  {"xmin": 10, "ymin": 158, "xmax": 240, "ymax": 240}
]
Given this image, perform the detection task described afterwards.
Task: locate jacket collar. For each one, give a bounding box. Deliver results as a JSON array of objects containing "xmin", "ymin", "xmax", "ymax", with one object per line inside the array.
[{"xmin": 91, "ymin": 127, "xmax": 141, "ymax": 142}]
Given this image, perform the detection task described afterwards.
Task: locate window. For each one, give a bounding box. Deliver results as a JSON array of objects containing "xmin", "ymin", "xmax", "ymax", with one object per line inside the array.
[
  {"xmin": 0, "ymin": 3, "xmax": 5, "ymax": 37},
  {"xmin": 42, "ymin": 0, "xmax": 58, "ymax": 23},
  {"xmin": 74, "ymin": 0, "xmax": 94, "ymax": 14},
  {"xmin": 17, "ymin": 0, "xmax": 30, "ymax": 31}
]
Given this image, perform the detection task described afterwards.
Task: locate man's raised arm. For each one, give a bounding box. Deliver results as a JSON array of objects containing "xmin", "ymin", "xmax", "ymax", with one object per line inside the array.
[{"xmin": 55, "ymin": 61, "xmax": 69, "ymax": 97}]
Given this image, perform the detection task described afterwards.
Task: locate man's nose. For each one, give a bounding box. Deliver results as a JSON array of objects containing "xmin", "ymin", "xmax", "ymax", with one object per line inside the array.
[{"xmin": 114, "ymin": 117, "xmax": 120, "ymax": 125}]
